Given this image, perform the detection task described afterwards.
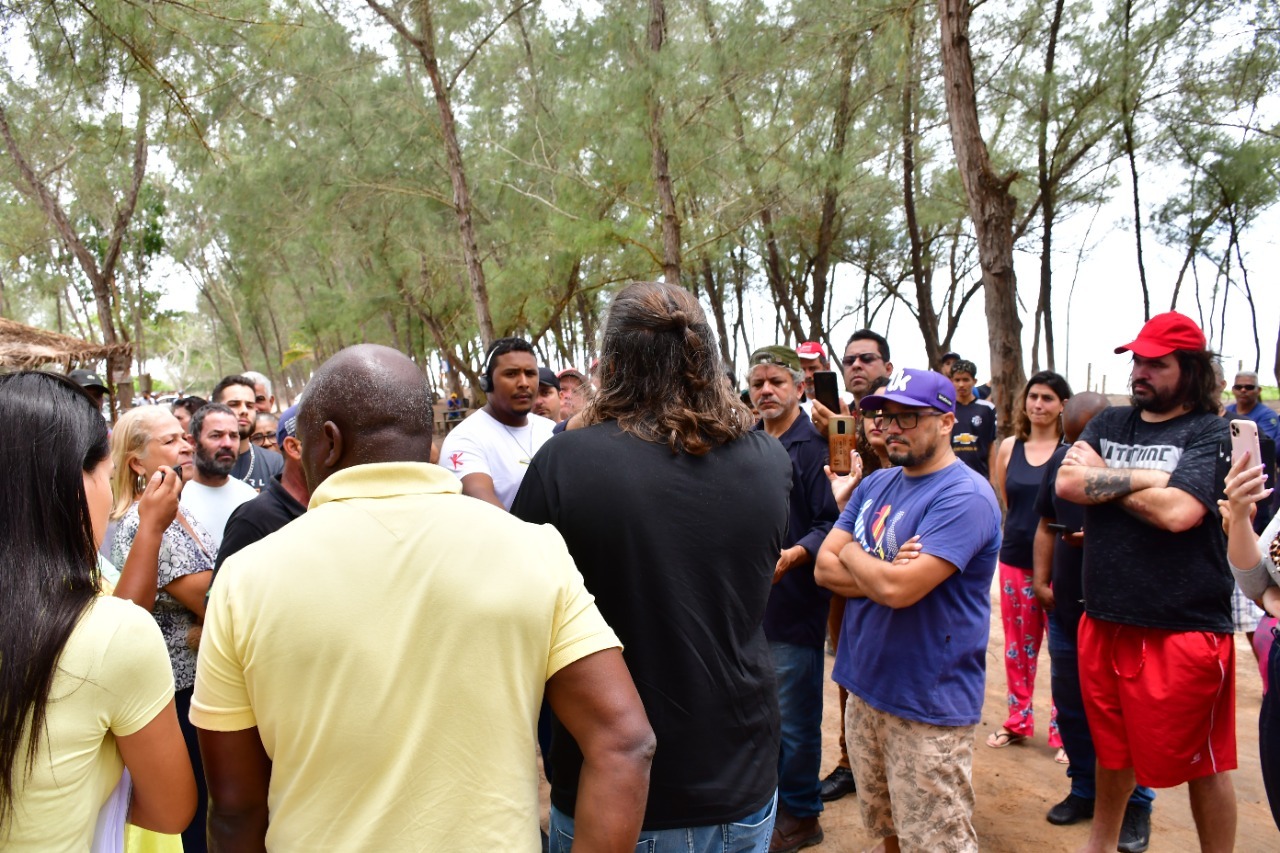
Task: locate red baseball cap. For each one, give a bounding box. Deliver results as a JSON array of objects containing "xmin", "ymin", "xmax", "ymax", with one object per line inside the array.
[
  {"xmin": 796, "ymin": 341, "xmax": 824, "ymax": 361},
  {"xmin": 1114, "ymin": 311, "xmax": 1206, "ymax": 358}
]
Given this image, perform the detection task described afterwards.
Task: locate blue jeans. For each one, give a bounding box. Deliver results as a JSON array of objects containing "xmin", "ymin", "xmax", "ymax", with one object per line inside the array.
[
  {"xmin": 549, "ymin": 794, "xmax": 777, "ymax": 853},
  {"xmin": 1048, "ymin": 611, "xmax": 1155, "ymax": 809},
  {"xmin": 769, "ymin": 641, "xmax": 824, "ymax": 819}
]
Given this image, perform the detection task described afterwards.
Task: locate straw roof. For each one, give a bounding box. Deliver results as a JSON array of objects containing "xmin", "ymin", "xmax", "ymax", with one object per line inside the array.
[{"xmin": 0, "ymin": 316, "xmax": 132, "ymax": 371}]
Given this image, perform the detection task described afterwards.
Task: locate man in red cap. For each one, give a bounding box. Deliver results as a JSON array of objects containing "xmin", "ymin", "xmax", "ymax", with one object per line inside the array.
[{"xmin": 1056, "ymin": 312, "xmax": 1234, "ymax": 853}]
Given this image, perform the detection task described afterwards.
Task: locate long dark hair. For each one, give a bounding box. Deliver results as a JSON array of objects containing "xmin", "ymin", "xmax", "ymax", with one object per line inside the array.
[
  {"xmin": 1174, "ymin": 349, "xmax": 1222, "ymax": 415},
  {"xmin": 585, "ymin": 281, "xmax": 752, "ymax": 455},
  {"xmin": 0, "ymin": 372, "xmax": 110, "ymax": 825},
  {"xmin": 1014, "ymin": 370, "xmax": 1073, "ymax": 441}
]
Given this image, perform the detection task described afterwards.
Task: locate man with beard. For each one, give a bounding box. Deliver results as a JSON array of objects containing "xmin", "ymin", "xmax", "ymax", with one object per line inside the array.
[
  {"xmin": 815, "ymin": 369, "xmax": 1001, "ymax": 853},
  {"xmin": 180, "ymin": 403, "xmax": 257, "ymax": 548},
  {"xmin": 1056, "ymin": 312, "xmax": 1234, "ymax": 853},
  {"xmin": 440, "ymin": 338, "xmax": 555, "ymax": 510},
  {"xmin": 808, "ymin": 328, "xmax": 895, "ymax": 803},
  {"xmin": 512, "ymin": 282, "xmax": 790, "ymax": 849},
  {"xmin": 211, "ymin": 375, "xmax": 283, "ymax": 492},
  {"xmin": 748, "ymin": 345, "xmax": 839, "ymax": 852}
]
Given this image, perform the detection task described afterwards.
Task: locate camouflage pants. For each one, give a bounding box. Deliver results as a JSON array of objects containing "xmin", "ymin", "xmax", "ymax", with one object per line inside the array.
[{"xmin": 844, "ymin": 693, "xmax": 978, "ymax": 853}]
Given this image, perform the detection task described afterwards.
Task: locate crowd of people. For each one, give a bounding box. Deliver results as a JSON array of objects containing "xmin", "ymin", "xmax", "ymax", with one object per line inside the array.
[{"xmin": 2, "ymin": 286, "xmax": 1279, "ymax": 853}]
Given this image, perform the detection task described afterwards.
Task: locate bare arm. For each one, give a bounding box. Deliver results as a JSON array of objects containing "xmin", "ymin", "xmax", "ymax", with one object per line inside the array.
[
  {"xmin": 116, "ymin": 699, "xmax": 196, "ymax": 834},
  {"xmin": 835, "ymin": 536, "xmax": 959, "ymax": 609},
  {"xmin": 814, "ymin": 528, "xmax": 865, "ymax": 598},
  {"xmin": 1031, "ymin": 519, "xmax": 1055, "ymax": 613},
  {"xmin": 114, "ymin": 469, "xmax": 182, "ymax": 611},
  {"xmin": 459, "ymin": 472, "xmax": 506, "ymax": 510},
  {"xmin": 200, "ymin": 727, "xmax": 272, "ymax": 853},
  {"xmin": 1223, "ymin": 451, "xmax": 1272, "ymax": 591},
  {"xmin": 1055, "ymin": 440, "xmax": 1202, "ymax": 530},
  {"xmin": 164, "ymin": 571, "xmax": 213, "ymax": 620},
  {"xmin": 545, "ymin": 648, "xmax": 655, "ymax": 852},
  {"xmin": 993, "ymin": 437, "xmax": 1013, "ymax": 508}
]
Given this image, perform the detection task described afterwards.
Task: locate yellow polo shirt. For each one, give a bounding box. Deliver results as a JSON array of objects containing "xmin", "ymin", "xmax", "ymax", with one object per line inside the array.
[{"xmin": 191, "ymin": 462, "xmax": 620, "ymax": 851}]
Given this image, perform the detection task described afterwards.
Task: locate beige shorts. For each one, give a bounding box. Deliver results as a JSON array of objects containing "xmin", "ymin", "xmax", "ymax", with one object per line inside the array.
[{"xmin": 844, "ymin": 693, "xmax": 978, "ymax": 853}]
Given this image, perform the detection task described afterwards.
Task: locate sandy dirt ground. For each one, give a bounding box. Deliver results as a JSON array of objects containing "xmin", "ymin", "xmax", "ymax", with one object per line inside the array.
[
  {"xmin": 809, "ymin": 580, "xmax": 1276, "ymax": 852},
  {"xmin": 540, "ymin": 577, "xmax": 1278, "ymax": 851}
]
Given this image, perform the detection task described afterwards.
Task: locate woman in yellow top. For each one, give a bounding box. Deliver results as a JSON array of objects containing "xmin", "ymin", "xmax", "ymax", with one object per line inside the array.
[{"xmin": 0, "ymin": 372, "xmax": 194, "ymax": 850}]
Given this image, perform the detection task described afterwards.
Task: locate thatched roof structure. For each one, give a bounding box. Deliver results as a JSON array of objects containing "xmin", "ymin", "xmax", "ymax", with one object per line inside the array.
[{"xmin": 0, "ymin": 317, "xmax": 132, "ymax": 371}]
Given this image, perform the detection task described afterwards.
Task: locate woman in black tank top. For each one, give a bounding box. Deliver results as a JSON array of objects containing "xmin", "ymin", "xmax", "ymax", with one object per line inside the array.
[{"xmin": 987, "ymin": 371, "xmax": 1072, "ymax": 758}]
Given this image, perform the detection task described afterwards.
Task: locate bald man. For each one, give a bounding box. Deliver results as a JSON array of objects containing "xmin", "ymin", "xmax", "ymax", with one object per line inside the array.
[
  {"xmin": 1034, "ymin": 393, "xmax": 1156, "ymax": 850},
  {"xmin": 192, "ymin": 345, "xmax": 654, "ymax": 851}
]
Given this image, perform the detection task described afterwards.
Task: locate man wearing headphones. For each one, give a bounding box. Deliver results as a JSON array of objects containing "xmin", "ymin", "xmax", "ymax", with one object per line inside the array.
[{"xmin": 439, "ymin": 337, "xmax": 557, "ymax": 510}]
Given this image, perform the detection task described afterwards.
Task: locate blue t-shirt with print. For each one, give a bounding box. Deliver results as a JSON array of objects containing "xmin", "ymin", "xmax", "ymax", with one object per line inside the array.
[{"xmin": 831, "ymin": 460, "xmax": 1001, "ymax": 726}]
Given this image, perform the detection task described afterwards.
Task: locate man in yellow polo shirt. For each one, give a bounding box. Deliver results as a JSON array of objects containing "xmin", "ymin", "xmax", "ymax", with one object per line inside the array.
[{"xmin": 192, "ymin": 344, "xmax": 654, "ymax": 851}]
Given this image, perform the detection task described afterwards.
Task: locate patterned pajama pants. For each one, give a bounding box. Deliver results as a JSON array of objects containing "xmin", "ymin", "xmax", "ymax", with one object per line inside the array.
[{"xmin": 999, "ymin": 561, "xmax": 1061, "ymax": 747}]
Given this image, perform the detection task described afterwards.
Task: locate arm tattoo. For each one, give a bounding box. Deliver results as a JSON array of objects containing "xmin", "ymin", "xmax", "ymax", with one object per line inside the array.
[{"xmin": 1082, "ymin": 469, "xmax": 1133, "ymax": 503}]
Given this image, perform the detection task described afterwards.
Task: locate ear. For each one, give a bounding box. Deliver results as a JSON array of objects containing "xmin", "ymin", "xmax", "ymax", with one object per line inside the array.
[
  {"xmin": 282, "ymin": 435, "xmax": 303, "ymax": 462},
  {"xmin": 939, "ymin": 411, "xmax": 956, "ymax": 438},
  {"xmin": 884, "ymin": 361, "xmax": 894, "ymax": 376},
  {"xmin": 129, "ymin": 455, "xmax": 147, "ymax": 478},
  {"xmin": 321, "ymin": 421, "xmax": 343, "ymax": 469}
]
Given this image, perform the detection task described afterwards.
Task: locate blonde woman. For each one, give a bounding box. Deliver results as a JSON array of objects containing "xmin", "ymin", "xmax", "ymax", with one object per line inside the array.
[{"xmin": 110, "ymin": 406, "xmax": 215, "ymax": 852}]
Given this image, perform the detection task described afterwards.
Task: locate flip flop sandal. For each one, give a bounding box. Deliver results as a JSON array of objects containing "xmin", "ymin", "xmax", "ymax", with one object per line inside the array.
[
  {"xmin": 1055, "ymin": 748, "xmax": 1070, "ymax": 764},
  {"xmin": 985, "ymin": 729, "xmax": 1027, "ymax": 749}
]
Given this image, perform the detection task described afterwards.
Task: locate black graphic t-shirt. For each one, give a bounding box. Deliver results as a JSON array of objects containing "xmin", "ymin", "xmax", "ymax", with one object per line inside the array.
[
  {"xmin": 1078, "ymin": 406, "xmax": 1231, "ymax": 633},
  {"xmin": 952, "ymin": 398, "xmax": 998, "ymax": 478}
]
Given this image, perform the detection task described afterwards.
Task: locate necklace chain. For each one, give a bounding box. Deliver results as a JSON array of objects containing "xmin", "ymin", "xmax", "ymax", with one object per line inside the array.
[{"xmin": 502, "ymin": 423, "xmax": 534, "ymax": 462}]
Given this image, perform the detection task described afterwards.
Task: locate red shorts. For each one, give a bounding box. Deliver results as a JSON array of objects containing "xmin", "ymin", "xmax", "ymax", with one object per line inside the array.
[{"xmin": 1077, "ymin": 614, "xmax": 1236, "ymax": 788}]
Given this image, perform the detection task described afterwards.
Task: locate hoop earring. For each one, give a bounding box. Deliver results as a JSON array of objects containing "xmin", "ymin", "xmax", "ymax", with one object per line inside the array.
[{"xmin": 135, "ymin": 473, "xmax": 146, "ymax": 494}]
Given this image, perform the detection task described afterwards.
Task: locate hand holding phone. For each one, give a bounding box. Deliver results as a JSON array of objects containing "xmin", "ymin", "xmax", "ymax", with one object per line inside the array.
[
  {"xmin": 1230, "ymin": 419, "xmax": 1265, "ymax": 495},
  {"xmin": 813, "ymin": 370, "xmax": 841, "ymax": 413},
  {"xmin": 828, "ymin": 416, "xmax": 857, "ymax": 475}
]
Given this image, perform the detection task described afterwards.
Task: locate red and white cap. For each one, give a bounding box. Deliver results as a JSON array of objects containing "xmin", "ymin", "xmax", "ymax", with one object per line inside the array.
[{"xmin": 796, "ymin": 341, "xmax": 824, "ymax": 361}]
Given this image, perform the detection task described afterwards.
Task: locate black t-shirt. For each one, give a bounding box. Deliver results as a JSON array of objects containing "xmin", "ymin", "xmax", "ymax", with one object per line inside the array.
[
  {"xmin": 511, "ymin": 421, "xmax": 790, "ymax": 829},
  {"xmin": 999, "ymin": 440, "xmax": 1052, "ymax": 568},
  {"xmin": 1079, "ymin": 407, "xmax": 1232, "ymax": 633},
  {"xmin": 952, "ymin": 398, "xmax": 998, "ymax": 478},
  {"xmin": 230, "ymin": 444, "xmax": 284, "ymax": 492},
  {"xmin": 1035, "ymin": 446, "xmax": 1086, "ymax": 638},
  {"xmin": 214, "ymin": 475, "xmax": 308, "ymax": 571}
]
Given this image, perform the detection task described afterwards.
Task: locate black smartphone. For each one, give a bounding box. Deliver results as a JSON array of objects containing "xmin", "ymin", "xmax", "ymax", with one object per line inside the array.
[
  {"xmin": 813, "ymin": 370, "xmax": 841, "ymax": 412},
  {"xmin": 1046, "ymin": 522, "xmax": 1077, "ymax": 534}
]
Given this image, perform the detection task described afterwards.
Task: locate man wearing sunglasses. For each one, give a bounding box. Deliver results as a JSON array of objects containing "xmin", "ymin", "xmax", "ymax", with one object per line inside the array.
[
  {"xmin": 1226, "ymin": 370, "xmax": 1280, "ymax": 535},
  {"xmin": 815, "ymin": 368, "xmax": 1002, "ymax": 853}
]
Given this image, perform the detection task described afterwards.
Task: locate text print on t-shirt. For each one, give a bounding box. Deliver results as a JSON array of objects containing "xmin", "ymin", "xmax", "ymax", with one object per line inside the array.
[
  {"xmin": 853, "ymin": 498, "xmax": 907, "ymax": 561},
  {"xmin": 1098, "ymin": 438, "xmax": 1182, "ymax": 473}
]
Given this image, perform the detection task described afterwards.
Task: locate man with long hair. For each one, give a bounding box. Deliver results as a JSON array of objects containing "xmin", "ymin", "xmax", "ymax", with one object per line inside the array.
[
  {"xmin": 513, "ymin": 281, "xmax": 792, "ymax": 849},
  {"xmin": 1057, "ymin": 312, "xmax": 1235, "ymax": 853}
]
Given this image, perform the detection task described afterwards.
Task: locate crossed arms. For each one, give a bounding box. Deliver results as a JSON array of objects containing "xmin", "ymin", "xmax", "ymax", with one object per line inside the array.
[
  {"xmin": 1054, "ymin": 441, "xmax": 1206, "ymax": 532},
  {"xmin": 814, "ymin": 527, "xmax": 957, "ymax": 609}
]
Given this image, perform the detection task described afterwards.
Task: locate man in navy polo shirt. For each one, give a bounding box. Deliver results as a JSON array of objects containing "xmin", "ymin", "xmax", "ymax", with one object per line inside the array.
[
  {"xmin": 815, "ymin": 368, "xmax": 1001, "ymax": 853},
  {"xmin": 748, "ymin": 345, "xmax": 840, "ymax": 852}
]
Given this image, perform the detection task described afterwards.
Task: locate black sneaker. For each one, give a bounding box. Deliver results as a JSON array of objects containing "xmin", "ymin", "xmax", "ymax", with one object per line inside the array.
[
  {"xmin": 819, "ymin": 766, "xmax": 856, "ymax": 801},
  {"xmin": 1117, "ymin": 803, "xmax": 1151, "ymax": 853},
  {"xmin": 1046, "ymin": 793, "xmax": 1094, "ymax": 825}
]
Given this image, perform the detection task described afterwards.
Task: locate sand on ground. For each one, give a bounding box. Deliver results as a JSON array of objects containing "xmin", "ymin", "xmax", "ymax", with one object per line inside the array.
[{"xmin": 540, "ymin": 575, "xmax": 1277, "ymax": 850}]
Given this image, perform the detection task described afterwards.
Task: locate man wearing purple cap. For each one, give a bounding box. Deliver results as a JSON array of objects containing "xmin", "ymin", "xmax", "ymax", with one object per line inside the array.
[
  {"xmin": 815, "ymin": 368, "xmax": 1001, "ymax": 853},
  {"xmin": 1056, "ymin": 312, "xmax": 1234, "ymax": 853},
  {"xmin": 212, "ymin": 404, "xmax": 310, "ymax": 579}
]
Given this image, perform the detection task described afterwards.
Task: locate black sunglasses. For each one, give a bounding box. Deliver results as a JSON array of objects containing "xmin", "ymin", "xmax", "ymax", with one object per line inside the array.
[
  {"xmin": 1234, "ymin": 384, "xmax": 1257, "ymax": 391},
  {"xmin": 842, "ymin": 352, "xmax": 883, "ymax": 367}
]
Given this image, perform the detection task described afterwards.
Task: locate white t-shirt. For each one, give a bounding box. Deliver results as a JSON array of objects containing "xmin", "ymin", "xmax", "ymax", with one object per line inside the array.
[
  {"xmin": 182, "ymin": 477, "xmax": 258, "ymax": 548},
  {"xmin": 439, "ymin": 409, "xmax": 556, "ymax": 509}
]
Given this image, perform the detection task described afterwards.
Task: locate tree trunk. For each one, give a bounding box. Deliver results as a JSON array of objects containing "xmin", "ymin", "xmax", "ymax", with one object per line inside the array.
[
  {"xmin": 646, "ymin": 0, "xmax": 682, "ymax": 284},
  {"xmin": 1035, "ymin": 0, "xmax": 1065, "ymax": 372},
  {"xmin": 811, "ymin": 38, "xmax": 858, "ymax": 342},
  {"xmin": 902, "ymin": 4, "xmax": 942, "ymax": 368},
  {"xmin": 1121, "ymin": 0, "xmax": 1150, "ymax": 320},
  {"xmin": 937, "ymin": 0, "xmax": 1026, "ymax": 431},
  {"xmin": 366, "ymin": 0, "xmax": 496, "ymax": 348}
]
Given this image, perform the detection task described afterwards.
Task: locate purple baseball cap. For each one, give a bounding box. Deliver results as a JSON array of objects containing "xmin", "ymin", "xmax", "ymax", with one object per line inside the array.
[
  {"xmin": 276, "ymin": 404, "xmax": 299, "ymax": 447},
  {"xmin": 859, "ymin": 368, "xmax": 956, "ymax": 414}
]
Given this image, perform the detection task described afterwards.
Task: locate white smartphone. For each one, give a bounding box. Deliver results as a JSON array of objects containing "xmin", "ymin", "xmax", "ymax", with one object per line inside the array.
[{"xmin": 1230, "ymin": 419, "xmax": 1265, "ymax": 494}]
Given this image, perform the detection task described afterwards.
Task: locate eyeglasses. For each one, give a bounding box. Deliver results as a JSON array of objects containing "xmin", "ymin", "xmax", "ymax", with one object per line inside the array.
[
  {"xmin": 842, "ymin": 352, "xmax": 883, "ymax": 367},
  {"xmin": 250, "ymin": 432, "xmax": 277, "ymax": 444},
  {"xmin": 869, "ymin": 411, "xmax": 941, "ymax": 430},
  {"xmin": 254, "ymin": 395, "xmax": 268, "ymax": 403},
  {"xmin": 1234, "ymin": 384, "xmax": 1257, "ymax": 391}
]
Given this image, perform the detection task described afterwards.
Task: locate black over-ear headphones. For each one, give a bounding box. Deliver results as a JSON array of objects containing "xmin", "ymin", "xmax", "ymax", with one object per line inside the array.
[{"xmin": 478, "ymin": 343, "xmax": 499, "ymax": 393}]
